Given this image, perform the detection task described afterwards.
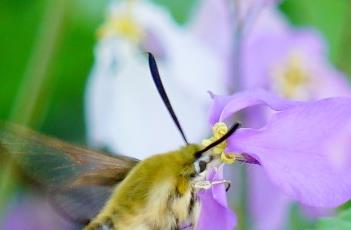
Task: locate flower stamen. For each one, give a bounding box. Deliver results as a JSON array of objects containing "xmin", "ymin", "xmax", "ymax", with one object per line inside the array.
[
  {"xmin": 203, "ymin": 122, "xmax": 240, "ymax": 164},
  {"xmin": 272, "ymin": 52, "xmax": 311, "ymax": 99},
  {"xmin": 98, "ymin": 1, "xmax": 144, "ymax": 42}
]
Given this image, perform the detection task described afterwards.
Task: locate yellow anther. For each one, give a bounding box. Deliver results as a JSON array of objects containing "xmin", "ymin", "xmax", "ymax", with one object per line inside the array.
[
  {"xmin": 202, "ymin": 122, "xmax": 239, "ymax": 164},
  {"xmin": 212, "ymin": 142, "xmax": 226, "ymax": 155},
  {"xmin": 213, "ymin": 122, "xmax": 228, "ymax": 139},
  {"xmin": 221, "ymin": 153, "xmax": 236, "ymax": 164}
]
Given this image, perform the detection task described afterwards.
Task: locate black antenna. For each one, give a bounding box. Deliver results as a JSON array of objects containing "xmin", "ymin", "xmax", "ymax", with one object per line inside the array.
[
  {"xmin": 195, "ymin": 122, "xmax": 241, "ymax": 158},
  {"xmin": 147, "ymin": 52, "xmax": 189, "ymax": 145}
]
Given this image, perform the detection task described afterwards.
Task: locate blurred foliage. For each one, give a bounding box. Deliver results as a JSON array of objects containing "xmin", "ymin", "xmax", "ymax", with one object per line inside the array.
[
  {"xmin": 316, "ymin": 207, "xmax": 351, "ymax": 230},
  {"xmin": 0, "ymin": 0, "xmax": 109, "ymax": 143},
  {"xmin": 153, "ymin": 0, "xmax": 197, "ymax": 24},
  {"xmin": 281, "ymin": 0, "xmax": 351, "ymax": 75},
  {"xmin": 287, "ymin": 204, "xmax": 315, "ymax": 230}
]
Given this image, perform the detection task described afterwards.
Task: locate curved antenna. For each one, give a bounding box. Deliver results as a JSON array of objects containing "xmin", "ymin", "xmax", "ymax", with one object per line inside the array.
[
  {"xmin": 147, "ymin": 53, "xmax": 189, "ymax": 145},
  {"xmin": 195, "ymin": 122, "xmax": 241, "ymax": 158}
]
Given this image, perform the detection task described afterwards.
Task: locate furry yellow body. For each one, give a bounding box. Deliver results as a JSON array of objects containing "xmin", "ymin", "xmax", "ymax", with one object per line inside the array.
[{"xmin": 85, "ymin": 144, "xmax": 202, "ymax": 230}]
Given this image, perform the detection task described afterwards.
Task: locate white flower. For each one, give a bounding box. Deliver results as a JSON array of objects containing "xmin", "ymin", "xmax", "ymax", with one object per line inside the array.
[{"xmin": 85, "ymin": 0, "xmax": 227, "ymax": 159}]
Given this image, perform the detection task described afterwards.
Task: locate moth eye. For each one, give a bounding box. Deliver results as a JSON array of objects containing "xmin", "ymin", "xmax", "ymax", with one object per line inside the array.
[
  {"xmin": 199, "ymin": 161, "xmax": 207, "ymax": 172},
  {"xmin": 194, "ymin": 160, "xmax": 207, "ymax": 174},
  {"xmin": 194, "ymin": 155, "xmax": 211, "ymax": 174}
]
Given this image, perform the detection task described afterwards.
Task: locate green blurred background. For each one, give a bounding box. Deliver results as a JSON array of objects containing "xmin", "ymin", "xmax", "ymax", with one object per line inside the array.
[
  {"xmin": 0, "ymin": 0, "xmax": 350, "ymax": 228},
  {"xmin": 0, "ymin": 0, "xmax": 350, "ymax": 141}
]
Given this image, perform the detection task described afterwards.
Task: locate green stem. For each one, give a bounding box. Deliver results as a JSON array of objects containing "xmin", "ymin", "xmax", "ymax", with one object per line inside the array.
[
  {"xmin": 336, "ymin": 1, "xmax": 351, "ymax": 75},
  {"xmin": 237, "ymin": 165, "xmax": 249, "ymax": 230},
  {"xmin": 10, "ymin": 0, "xmax": 69, "ymax": 126},
  {"xmin": 0, "ymin": 0, "xmax": 69, "ymax": 210}
]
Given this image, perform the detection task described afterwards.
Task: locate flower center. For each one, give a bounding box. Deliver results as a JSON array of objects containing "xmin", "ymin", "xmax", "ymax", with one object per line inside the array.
[
  {"xmin": 98, "ymin": 2, "xmax": 144, "ymax": 43},
  {"xmin": 272, "ymin": 53, "xmax": 311, "ymax": 99},
  {"xmin": 202, "ymin": 122, "xmax": 239, "ymax": 164}
]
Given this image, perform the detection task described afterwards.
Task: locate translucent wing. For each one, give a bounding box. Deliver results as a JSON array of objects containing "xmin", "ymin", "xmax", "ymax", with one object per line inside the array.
[
  {"xmin": 0, "ymin": 123, "xmax": 138, "ymax": 189},
  {"xmin": 50, "ymin": 185, "xmax": 114, "ymax": 225},
  {"xmin": 0, "ymin": 123, "xmax": 139, "ymax": 224}
]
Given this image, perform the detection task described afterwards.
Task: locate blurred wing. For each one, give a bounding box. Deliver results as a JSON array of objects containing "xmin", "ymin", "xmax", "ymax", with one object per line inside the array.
[
  {"xmin": 0, "ymin": 123, "xmax": 139, "ymax": 189},
  {"xmin": 0, "ymin": 123, "xmax": 140, "ymax": 224},
  {"xmin": 50, "ymin": 185, "xmax": 115, "ymax": 225}
]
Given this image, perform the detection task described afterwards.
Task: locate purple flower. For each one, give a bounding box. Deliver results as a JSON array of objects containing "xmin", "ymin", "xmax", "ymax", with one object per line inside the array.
[
  {"xmin": 240, "ymin": 12, "xmax": 351, "ymax": 230},
  {"xmin": 197, "ymin": 167, "xmax": 237, "ymax": 230},
  {"xmin": 192, "ymin": 1, "xmax": 351, "ymax": 229},
  {"xmin": 197, "ymin": 89, "xmax": 351, "ymax": 229},
  {"xmin": 192, "ymin": 0, "xmax": 350, "ymax": 100},
  {"xmin": 190, "ymin": 0, "xmax": 287, "ymax": 88},
  {"xmin": 243, "ymin": 29, "xmax": 351, "ymax": 99}
]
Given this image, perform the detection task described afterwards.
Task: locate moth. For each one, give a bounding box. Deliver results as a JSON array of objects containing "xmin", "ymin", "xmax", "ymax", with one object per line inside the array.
[{"xmin": 1, "ymin": 53, "xmax": 243, "ymax": 230}]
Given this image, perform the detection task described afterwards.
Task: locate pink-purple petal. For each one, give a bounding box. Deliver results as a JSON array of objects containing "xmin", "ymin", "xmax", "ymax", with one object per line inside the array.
[
  {"xmin": 209, "ymin": 89, "xmax": 301, "ymax": 124},
  {"xmin": 227, "ymin": 97, "xmax": 351, "ymax": 207},
  {"xmin": 197, "ymin": 168, "xmax": 236, "ymax": 230},
  {"xmin": 248, "ymin": 165, "xmax": 290, "ymax": 230}
]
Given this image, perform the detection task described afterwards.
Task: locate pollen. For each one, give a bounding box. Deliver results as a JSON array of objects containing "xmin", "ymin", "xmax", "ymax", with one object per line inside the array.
[
  {"xmin": 221, "ymin": 153, "xmax": 236, "ymax": 164},
  {"xmin": 202, "ymin": 122, "xmax": 239, "ymax": 164},
  {"xmin": 212, "ymin": 122, "xmax": 228, "ymax": 139}
]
